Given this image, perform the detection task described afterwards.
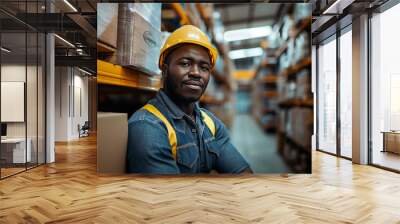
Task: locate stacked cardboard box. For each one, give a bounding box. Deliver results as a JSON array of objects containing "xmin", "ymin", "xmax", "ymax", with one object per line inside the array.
[
  {"xmin": 295, "ymin": 71, "xmax": 312, "ymax": 100},
  {"xmin": 277, "ymin": 76, "xmax": 287, "ymax": 101},
  {"xmin": 97, "ymin": 3, "xmax": 119, "ymax": 48},
  {"xmin": 293, "ymin": 33, "xmax": 306, "ymax": 64},
  {"xmin": 127, "ymin": 3, "xmax": 161, "ymax": 29},
  {"xmin": 160, "ymin": 32, "xmax": 171, "ymax": 50},
  {"xmin": 116, "ymin": 3, "xmax": 162, "ymax": 76},
  {"xmin": 291, "ymin": 108, "xmax": 313, "ymax": 149},
  {"xmin": 294, "ymin": 4, "xmax": 311, "ymax": 22}
]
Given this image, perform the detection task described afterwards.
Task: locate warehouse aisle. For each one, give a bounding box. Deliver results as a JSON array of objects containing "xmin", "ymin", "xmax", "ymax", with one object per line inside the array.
[{"xmin": 231, "ymin": 114, "xmax": 290, "ymax": 173}]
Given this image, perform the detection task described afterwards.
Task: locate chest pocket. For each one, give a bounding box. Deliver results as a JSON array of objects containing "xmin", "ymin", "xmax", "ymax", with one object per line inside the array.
[
  {"xmin": 176, "ymin": 143, "xmax": 198, "ymax": 170},
  {"xmin": 142, "ymin": 104, "xmax": 216, "ymax": 160},
  {"xmin": 205, "ymin": 138, "xmax": 221, "ymax": 157}
]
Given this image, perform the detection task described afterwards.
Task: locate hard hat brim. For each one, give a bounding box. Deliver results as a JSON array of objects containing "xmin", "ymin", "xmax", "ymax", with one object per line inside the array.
[{"xmin": 159, "ymin": 40, "xmax": 218, "ymax": 70}]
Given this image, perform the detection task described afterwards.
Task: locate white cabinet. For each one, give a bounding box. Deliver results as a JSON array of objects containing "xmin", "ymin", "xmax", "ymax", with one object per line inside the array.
[{"xmin": 1, "ymin": 138, "xmax": 32, "ymax": 163}]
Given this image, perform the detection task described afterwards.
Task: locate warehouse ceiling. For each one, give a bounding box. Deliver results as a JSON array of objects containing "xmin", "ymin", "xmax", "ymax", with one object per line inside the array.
[
  {"xmin": 0, "ymin": 0, "xmax": 99, "ymax": 73},
  {"xmin": 215, "ymin": 3, "xmax": 281, "ymax": 50},
  {"xmin": 214, "ymin": 3, "xmax": 284, "ymax": 69},
  {"xmin": 216, "ymin": 3, "xmax": 279, "ymax": 29}
]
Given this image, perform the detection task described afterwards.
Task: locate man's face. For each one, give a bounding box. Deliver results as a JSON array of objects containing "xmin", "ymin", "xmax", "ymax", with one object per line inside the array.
[{"xmin": 163, "ymin": 44, "xmax": 211, "ymax": 103}]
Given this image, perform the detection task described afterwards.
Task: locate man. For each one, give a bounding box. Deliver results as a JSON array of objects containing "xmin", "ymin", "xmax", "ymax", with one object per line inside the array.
[{"xmin": 126, "ymin": 25, "xmax": 252, "ymax": 174}]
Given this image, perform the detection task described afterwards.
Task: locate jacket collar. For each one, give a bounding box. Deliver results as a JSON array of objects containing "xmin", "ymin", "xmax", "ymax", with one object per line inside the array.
[{"xmin": 157, "ymin": 89, "xmax": 202, "ymax": 120}]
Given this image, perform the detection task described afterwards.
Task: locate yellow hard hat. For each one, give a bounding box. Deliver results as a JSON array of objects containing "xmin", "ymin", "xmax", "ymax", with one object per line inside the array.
[{"xmin": 159, "ymin": 25, "xmax": 218, "ymax": 69}]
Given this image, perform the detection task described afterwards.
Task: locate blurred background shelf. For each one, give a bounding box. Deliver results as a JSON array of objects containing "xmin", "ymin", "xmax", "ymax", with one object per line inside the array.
[
  {"xmin": 291, "ymin": 16, "xmax": 312, "ymax": 39},
  {"xmin": 262, "ymin": 91, "xmax": 278, "ymax": 98},
  {"xmin": 170, "ymin": 3, "xmax": 190, "ymax": 25},
  {"xmin": 281, "ymin": 56, "xmax": 312, "ymax": 79},
  {"xmin": 200, "ymin": 94, "xmax": 227, "ymax": 106},
  {"xmin": 278, "ymin": 98, "xmax": 313, "ymax": 108},
  {"xmin": 97, "ymin": 60, "xmax": 161, "ymax": 91},
  {"xmin": 275, "ymin": 43, "xmax": 288, "ymax": 58}
]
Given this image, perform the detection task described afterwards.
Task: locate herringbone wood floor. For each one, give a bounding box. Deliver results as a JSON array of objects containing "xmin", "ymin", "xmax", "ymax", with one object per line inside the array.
[{"xmin": 1, "ymin": 135, "xmax": 400, "ymax": 223}]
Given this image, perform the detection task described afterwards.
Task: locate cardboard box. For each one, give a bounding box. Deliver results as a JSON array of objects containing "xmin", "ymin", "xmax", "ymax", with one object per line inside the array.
[
  {"xmin": 125, "ymin": 3, "xmax": 161, "ymax": 29},
  {"xmin": 296, "ymin": 71, "xmax": 312, "ymax": 99},
  {"xmin": 97, "ymin": 3, "xmax": 119, "ymax": 48},
  {"xmin": 117, "ymin": 4, "xmax": 161, "ymax": 76},
  {"xmin": 292, "ymin": 108, "xmax": 313, "ymax": 149},
  {"xmin": 97, "ymin": 112, "xmax": 128, "ymax": 174}
]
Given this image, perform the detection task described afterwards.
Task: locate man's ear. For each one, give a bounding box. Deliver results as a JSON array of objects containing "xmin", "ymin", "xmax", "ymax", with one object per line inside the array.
[
  {"xmin": 161, "ymin": 63, "xmax": 168, "ymax": 79},
  {"xmin": 161, "ymin": 64, "xmax": 168, "ymax": 87}
]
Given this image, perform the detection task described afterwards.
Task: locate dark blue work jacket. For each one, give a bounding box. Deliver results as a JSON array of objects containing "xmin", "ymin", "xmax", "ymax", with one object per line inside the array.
[{"xmin": 126, "ymin": 90, "xmax": 250, "ymax": 174}]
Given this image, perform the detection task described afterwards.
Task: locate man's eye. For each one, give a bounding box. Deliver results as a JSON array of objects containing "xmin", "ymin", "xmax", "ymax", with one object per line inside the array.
[
  {"xmin": 180, "ymin": 62, "xmax": 190, "ymax": 67},
  {"xmin": 201, "ymin": 66, "xmax": 210, "ymax": 72}
]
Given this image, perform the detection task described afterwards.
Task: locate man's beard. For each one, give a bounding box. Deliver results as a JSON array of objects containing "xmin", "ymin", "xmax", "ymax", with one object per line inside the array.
[{"xmin": 164, "ymin": 71, "xmax": 205, "ymax": 104}]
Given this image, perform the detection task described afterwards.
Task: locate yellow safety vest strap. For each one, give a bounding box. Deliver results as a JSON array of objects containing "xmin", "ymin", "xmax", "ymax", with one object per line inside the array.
[
  {"xmin": 142, "ymin": 104, "xmax": 177, "ymax": 160},
  {"xmin": 201, "ymin": 110, "xmax": 216, "ymax": 137},
  {"xmin": 142, "ymin": 104, "xmax": 216, "ymax": 161}
]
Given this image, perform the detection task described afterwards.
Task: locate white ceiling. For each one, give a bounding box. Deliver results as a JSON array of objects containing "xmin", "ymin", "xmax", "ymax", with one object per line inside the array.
[
  {"xmin": 217, "ymin": 3, "xmax": 280, "ymax": 31},
  {"xmin": 0, "ymin": 0, "xmax": 98, "ymax": 14}
]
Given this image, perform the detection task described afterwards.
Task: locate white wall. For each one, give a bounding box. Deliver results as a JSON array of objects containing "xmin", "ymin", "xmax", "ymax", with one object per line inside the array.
[
  {"xmin": 75, "ymin": 74, "xmax": 89, "ymax": 125},
  {"xmin": 1, "ymin": 65, "xmax": 26, "ymax": 81},
  {"xmin": 55, "ymin": 67, "xmax": 89, "ymax": 141},
  {"xmin": 1, "ymin": 63, "xmax": 46, "ymax": 164},
  {"xmin": 1, "ymin": 66, "xmax": 26, "ymax": 127},
  {"xmin": 55, "ymin": 66, "xmax": 69, "ymax": 141},
  {"xmin": 1, "ymin": 65, "xmax": 37, "ymax": 138}
]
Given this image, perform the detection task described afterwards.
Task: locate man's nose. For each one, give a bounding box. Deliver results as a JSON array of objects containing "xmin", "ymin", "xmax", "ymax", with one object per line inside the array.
[{"xmin": 189, "ymin": 64, "xmax": 201, "ymax": 78}]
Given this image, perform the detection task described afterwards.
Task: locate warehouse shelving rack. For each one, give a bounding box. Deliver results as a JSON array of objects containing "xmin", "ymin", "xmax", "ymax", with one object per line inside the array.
[
  {"xmin": 97, "ymin": 60, "xmax": 161, "ymax": 91},
  {"xmin": 250, "ymin": 11, "xmax": 313, "ymax": 172},
  {"xmin": 252, "ymin": 59, "xmax": 278, "ymax": 132},
  {"xmin": 275, "ymin": 15, "xmax": 313, "ymax": 173}
]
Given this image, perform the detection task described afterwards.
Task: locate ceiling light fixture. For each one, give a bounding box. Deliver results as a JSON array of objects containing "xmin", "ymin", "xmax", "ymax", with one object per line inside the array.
[
  {"xmin": 63, "ymin": 0, "xmax": 78, "ymax": 12},
  {"xmin": 54, "ymin": 34, "xmax": 75, "ymax": 48},
  {"xmin": 224, "ymin": 26, "xmax": 272, "ymax": 42},
  {"xmin": 78, "ymin": 67, "xmax": 92, "ymax": 76},
  {"xmin": 1, "ymin": 47, "xmax": 11, "ymax": 53},
  {"xmin": 229, "ymin": 47, "xmax": 263, "ymax": 60},
  {"xmin": 323, "ymin": 0, "xmax": 355, "ymax": 14}
]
